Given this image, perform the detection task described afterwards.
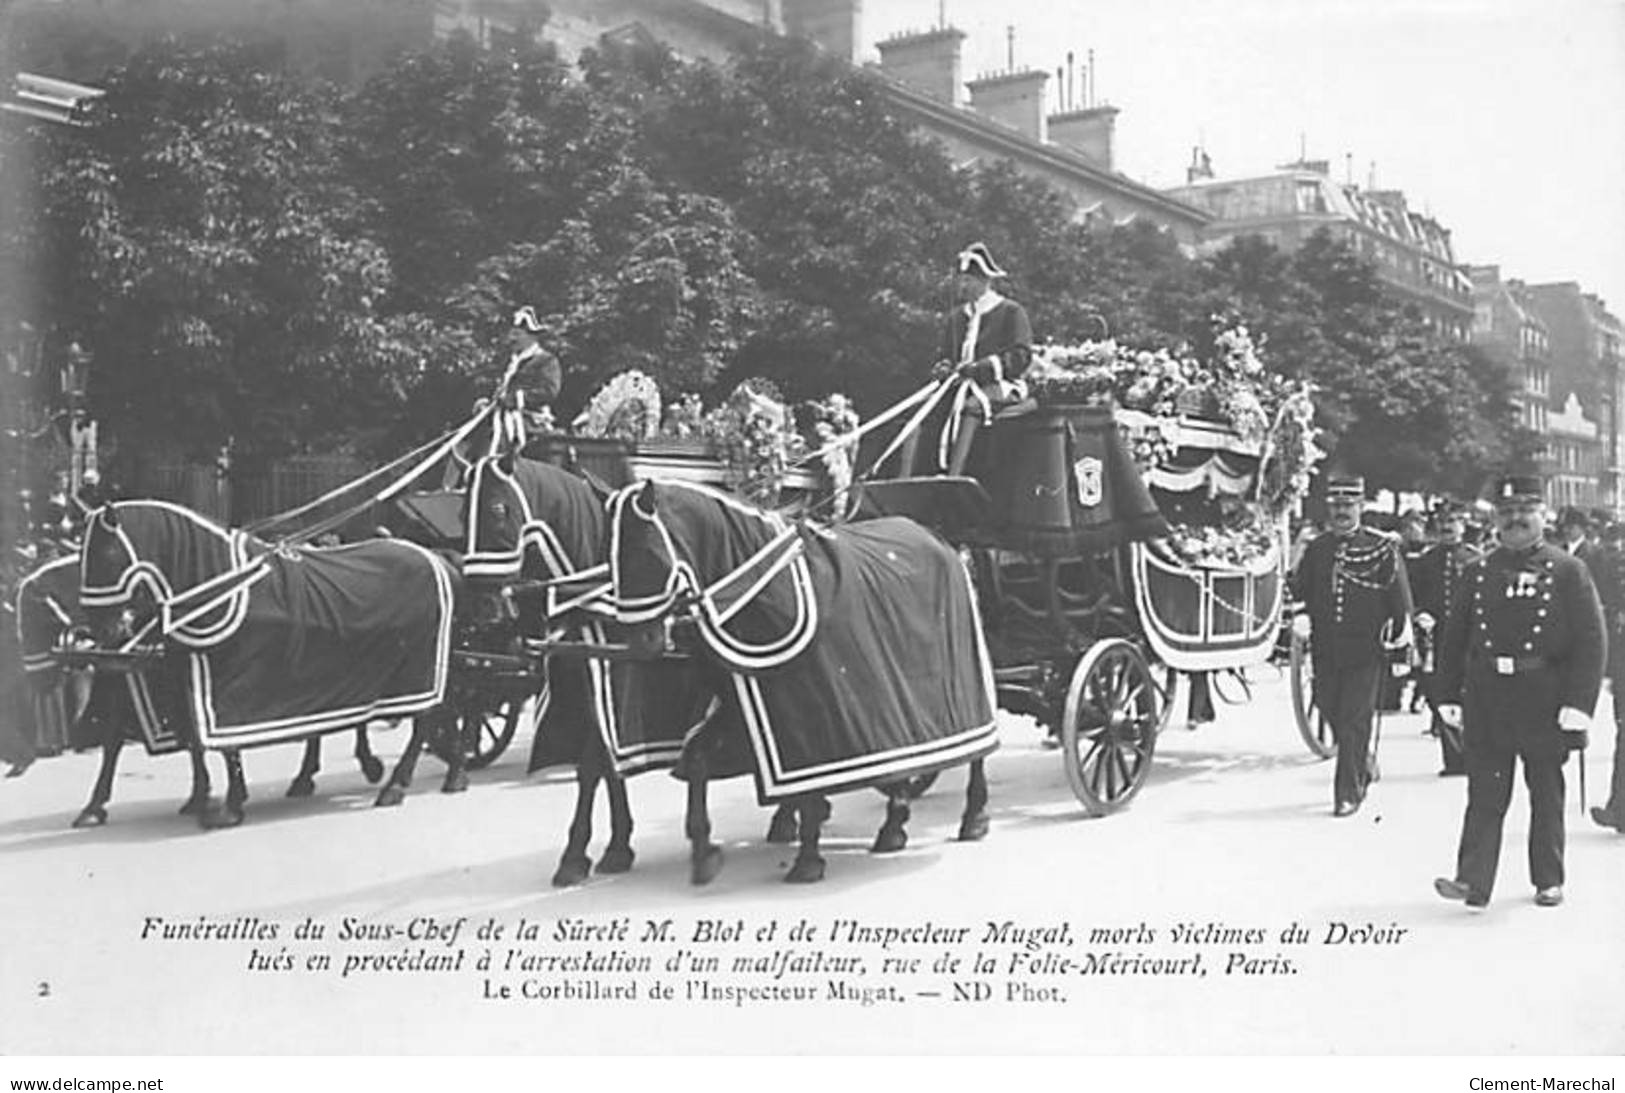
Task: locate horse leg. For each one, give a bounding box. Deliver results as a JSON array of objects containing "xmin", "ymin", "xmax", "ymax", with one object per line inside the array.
[
  {"xmin": 180, "ymin": 741, "xmax": 212, "ymax": 817},
  {"xmin": 765, "ymin": 802, "xmax": 799, "ymax": 844},
  {"xmin": 440, "ymin": 709, "xmax": 470, "ymax": 794},
  {"xmin": 685, "ymin": 752, "xmax": 724, "ymax": 886},
  {"xmin": 596, "ymin": 749, "xmax": 636, "ymax": 875},
  {"xmin": 871, "ymin": 786, "xmax": 910, "ymax": 853},
  {"xmin": 785, "ymin": 795, "xmax": 830, "ymax": 883},
  {"xmin": 286, "ymin": 737, "xmax": 320, "ymax": 798},
  {"xmin": 956, "ymin": 758, "xmax": 990, "ymax": 842},
  {"xmin": 375, "ymin": 717, "xmax": 432, "ymax": 807},
  {"xmin": 72, "ymin": 736, "xmax": 124, "ymax": 828},
  {"xmin": 354, "ymin": 726, "xmax": 385, "ymax": 784},
  {"xmin": 202, "ymin": 750, "xmax": 247, "ymax": 829},
  {"xmin": 552, "ymin": 753, "xmax": 600, "ymax": 888}
]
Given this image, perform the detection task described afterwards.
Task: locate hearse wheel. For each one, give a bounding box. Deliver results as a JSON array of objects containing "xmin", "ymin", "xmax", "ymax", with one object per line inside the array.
[
  {"xmin": 1289, "ymin": 630, "xmax": 1336, "ymax": 759},
  {"xmin": 430, "ymin": 696, "xmax": 524, "ymax": 771},
  {"xmin": 1061, "ymin": 638, "xmax": 1161, "ymax": 816}
]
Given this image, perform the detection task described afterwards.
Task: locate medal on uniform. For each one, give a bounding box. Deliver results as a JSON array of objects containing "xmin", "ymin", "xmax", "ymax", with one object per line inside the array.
[{"xmin": 1495, "ymin": 656, "xmax": 1515, "ymax": 675}]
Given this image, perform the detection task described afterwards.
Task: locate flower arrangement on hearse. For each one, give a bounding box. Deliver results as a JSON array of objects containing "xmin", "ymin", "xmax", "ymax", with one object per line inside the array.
[{"xmin": 1024, "ymin": 325, "xmax": 1324, "ymax": 571}]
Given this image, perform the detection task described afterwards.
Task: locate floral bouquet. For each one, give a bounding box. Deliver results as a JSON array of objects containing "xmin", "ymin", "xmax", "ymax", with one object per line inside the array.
[
  {"xmin": 701, "ymin": 380, "xmax": 806, "ymax": 507},
  {"xmin": 800, "ymin": 393, "xmax": 862, "ymax": 514},
  {"xmin": 575, "ymin": 370, "xmax": 662, "ymax": 441}
]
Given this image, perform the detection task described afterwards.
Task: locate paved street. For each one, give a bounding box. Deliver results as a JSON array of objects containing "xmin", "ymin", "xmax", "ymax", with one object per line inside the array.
[{"xmin": 2, "ymin": 669, "xmax": 1621, "ymax": 1055}]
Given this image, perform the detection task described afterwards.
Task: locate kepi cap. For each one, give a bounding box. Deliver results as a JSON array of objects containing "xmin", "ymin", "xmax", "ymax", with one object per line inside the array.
[
  {"xmin": 1325, "ymin": 474, "xmax": 1365, "ymax": 501},
  {"xmin": 511, "ymin": 306, "xmax": 543, "ymax": 333},
  {"xmin": 1491, "ymin": 474, "xmax": 1544, "ymax": 506}
]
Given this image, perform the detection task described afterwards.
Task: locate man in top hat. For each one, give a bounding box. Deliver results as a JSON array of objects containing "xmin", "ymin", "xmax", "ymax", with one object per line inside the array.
[
  {"xmin": 1409, "ymin": 502, "xmax": 1481, "ymax": 775},
  {"xmin": 1433, "ymin": 474, "xmax": 1605, "ymax": 908},
  {"xmin": 1585, "ymin": 520, "xmax": 1625, "ymax": 833},
  {"xmin": 904, "ymin": 243, "xmax": 1034, "ymax": 477},
  {"xmin": 1290, "ymin": 473, "xmax": 1414, "ymax": 816}
]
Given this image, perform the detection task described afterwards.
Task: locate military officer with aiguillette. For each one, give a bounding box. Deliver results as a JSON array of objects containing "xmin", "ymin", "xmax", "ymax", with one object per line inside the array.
[
  {"xmin": 1290, "ymin": 473, "xmax": 1414, "ymax": 817},
  {"xmin": 1433, "ymin": 474, "xmax": 1605, "ymax": 909}
]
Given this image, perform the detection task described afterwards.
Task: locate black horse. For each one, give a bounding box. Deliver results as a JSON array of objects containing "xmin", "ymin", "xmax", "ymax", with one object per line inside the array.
[
  {"xmin": 77, "ymin": 501, "xmax": 458, "ymax": 828},
  {"xmin": 607, "ymin": 478, "xmax": 997, "ymax": 884},
  {"xmin": 461, "ymin": 451, "xmax": 735, "ymax": 886},
  {"xmin": 16, "ymin": 552, "xmax": 385, "ymax": 826}
]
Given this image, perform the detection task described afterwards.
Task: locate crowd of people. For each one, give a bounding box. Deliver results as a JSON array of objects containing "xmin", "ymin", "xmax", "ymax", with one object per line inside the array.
[{"xmin": 1291, "ymin": 474, "xmax": 1624, "ymax": 911}]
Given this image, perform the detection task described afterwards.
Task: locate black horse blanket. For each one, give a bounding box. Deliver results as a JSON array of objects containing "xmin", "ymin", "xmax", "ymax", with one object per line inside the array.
[
  {"xmin": 613, "ymin": 484, "xmax": 998, "ymax": 802},
  {"xmin": 179, "ymin": 540, "xmax": 457, "ymax": 748}
]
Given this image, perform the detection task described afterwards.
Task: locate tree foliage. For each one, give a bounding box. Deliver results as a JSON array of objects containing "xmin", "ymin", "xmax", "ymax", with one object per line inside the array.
[
  {"xmin": 22, "ymin": 39, "xmax": 396, "ymax": 461},
  {"xmin": 4, "ymin": 28, "xmax": 1532, "ymax": 499}
]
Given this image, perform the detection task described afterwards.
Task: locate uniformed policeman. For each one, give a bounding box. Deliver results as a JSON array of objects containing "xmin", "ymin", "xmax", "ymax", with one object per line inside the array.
[
  {"xmin": 1433, "ymin": 474, "xmax": 1605, "ymax": 909},
  {"xmin": 1586, "ymin": 520, "xmax": 1625, "ymax": 833},
  {"xmin": 1410, "ymin": 503, "xmax": 1482, "ymax": 776},
  {"xmin": 1290, "ymin": 474, "xmax": 1414, "ymax": 816}
]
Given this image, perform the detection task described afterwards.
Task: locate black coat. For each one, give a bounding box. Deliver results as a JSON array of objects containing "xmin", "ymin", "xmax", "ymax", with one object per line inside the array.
[
  {"xmin": 1409, "ymin": 540, "xmax": 1480, "ymax": 620},
  {"xmin": 1584, "ymin": 543, "xmax": 1625, "ymax": 680},
  {"xmin": 940, "ymin": 297, "xmax": 1033, "ymax": 385},
  {"xmin": 1435, "ymin": 542, "xmax": 1606, "ymax": 756}
]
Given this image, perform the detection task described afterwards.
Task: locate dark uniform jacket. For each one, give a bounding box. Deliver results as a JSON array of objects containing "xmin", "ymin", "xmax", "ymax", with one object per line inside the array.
[
  {"xmin": 1584, "ymin": 543, "xmax": 1625, "ymax": 680},
  {"xmin": 1410, "ymin": 540, "xmax": 1479, "ymax": 621},
  {"xmin": 1435, "ymin": 542, "xmax": 1606, "ymax": 756},
  {"xmin": 941, "ymin": 296, "xmax": 1034, "ymax": 388},
  {"xmin": 1291, "ymin": 527, "xmax": 1413, "ymax": 667}
]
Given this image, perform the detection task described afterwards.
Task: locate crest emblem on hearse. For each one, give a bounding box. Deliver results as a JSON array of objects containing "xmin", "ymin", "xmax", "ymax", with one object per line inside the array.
[{"xmin": 1074, "ymin": 456, "xmax": 1103, "ymax": 507}]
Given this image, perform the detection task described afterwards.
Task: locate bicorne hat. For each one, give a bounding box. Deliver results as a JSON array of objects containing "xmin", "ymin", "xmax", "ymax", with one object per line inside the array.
[
  {"xmin": 1490, "ymin": 474, "xmax": 1545, "ymax": 506},
  {"xmin": 511, "ymin": 306, "xmax": 544, "ymax": 333},
  {"xmin": 1325, "ymin": 474, "xmax": 1365, "ymax": 501},
  {"xmin": 956, "ymin": 243, "xmax": 1007, "ymax": 279}
]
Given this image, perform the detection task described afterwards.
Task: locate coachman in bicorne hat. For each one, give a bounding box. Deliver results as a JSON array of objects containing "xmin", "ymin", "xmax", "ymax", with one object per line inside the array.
[
  {"xmin": 1289, "ymin": 473, "xmax": 1414, "ymax": 816},
  {"xmin": 1432, "ymin": 474, "xmax": 1606, "ymax": 909},
  {"xmin": 899, "ymin": 243, "xmax": 1035, "ymax": 478}
]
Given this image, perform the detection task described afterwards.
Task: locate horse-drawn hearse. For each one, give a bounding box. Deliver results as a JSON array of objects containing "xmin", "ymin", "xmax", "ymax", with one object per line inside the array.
[{"xmin": 33, "ymin": 325, "xmax": 1326, "ymax": 884}]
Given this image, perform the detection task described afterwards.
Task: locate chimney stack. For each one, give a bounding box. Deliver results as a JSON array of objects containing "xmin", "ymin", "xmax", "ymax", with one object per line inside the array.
[
  {"xmin": 968, "ymin": 68, "xmax": 1051, "ymax": 143},
  {"xmin": 1185, "ymin": 145, "xmax": 1214, "ymax": 184},
  {"xmin": 876, "ymin": 26, "xmax": 967, "ymax": 105},
  {"xmin": 781, "ymin": 0, "xmax": 864, "ymax": 65},
  {"xmin": 1047, "ymin": 103, "xmax": 1118, "ymax": 170}
]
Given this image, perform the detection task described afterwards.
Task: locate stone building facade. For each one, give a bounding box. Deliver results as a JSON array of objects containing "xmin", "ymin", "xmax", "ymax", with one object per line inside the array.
[
  {"xmin": 1165, "ymin": 160, "xmax": 1474, "ymax": 341},
  {"xmin": 1524, "ymin": 283, "xmax": 1625, "ymax": 515}
]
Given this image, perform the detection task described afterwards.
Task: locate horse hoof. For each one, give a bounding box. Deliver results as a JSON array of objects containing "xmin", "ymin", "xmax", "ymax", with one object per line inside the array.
[
  {"xmin": 285, "ymin": 778, "xmax": 315, "ymax": 799},
  {"xmin": 374, "ymin": 785, "xmax": 407, "ymax": 808},
  {"xmin": 178, "ymin": 796, "xmax": 209, "ymax": 816},
  {"xmin": 690, "ymin": 845, "xmax": 725, "ymax": 886},
  {"xmin": 551, "ymin": 857, "xmax": 593, "ymax": 888},
  {"xmin": 441, "ymin": 773, "xmax": 469, "ymax": 794},
  {"xmin": 360, "ymin": 756, "xmax": 385, "ymax": 784},
  {"xmin": 596, "ymin": 846, "xmax": 635, "ymax": 874},
  {"xmin": 765, "ymin": 811, "xmax": 799, "ymax": 844},
  {"xmin": 71, "ymin": 807, "xmax": 107, "ymax": 829},
  {"xmin": 870, "ymin": 826, "xmax": 908, "ymax": 854},
  {"xmin": 201, "ymin": 808, "xmax": 245, "ymax": 830},
  {"xmin": 956, "ymin": 813, "xmax": 990, "ymax": 842},
  {"xmin": 785, "ymin": 857, "xmax": 826, "ymax": 884}
]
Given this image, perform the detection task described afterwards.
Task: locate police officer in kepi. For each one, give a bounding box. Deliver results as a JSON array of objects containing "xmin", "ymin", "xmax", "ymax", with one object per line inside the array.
[
  {"xmin": 1432, "ymin": 474, "xmax": 1605, "ymax": 909},
  {"xmin": 1290, "ymin": 473, "xmax": 1414, "ymax": 816},
  {"xmin": 1410, "ymin": 502, "xmax": 1482, "ymax": 776}
]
